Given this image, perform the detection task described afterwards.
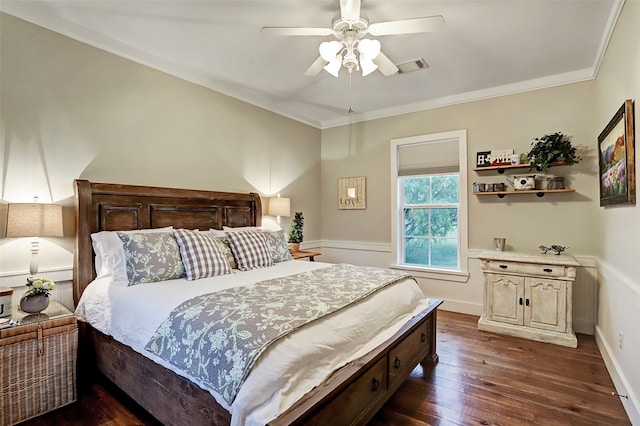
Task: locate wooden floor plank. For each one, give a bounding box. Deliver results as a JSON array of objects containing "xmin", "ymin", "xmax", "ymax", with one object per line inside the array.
[{"xmin": 21, "ymin": 311, "xmax": 629, "ymax": 425}]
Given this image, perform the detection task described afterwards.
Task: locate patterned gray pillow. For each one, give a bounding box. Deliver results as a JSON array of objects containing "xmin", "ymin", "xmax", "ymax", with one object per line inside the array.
[
  {"xmin": 261, "ymin": 229, "xmax": 293, "ymax": 262},
  {"xmin": 173, "ymin": 229, "xmax": 231, "ymax": 280},
  {"xmin": 213, "ymin": 235, "xmax": 238, "ymax": 269},
  {"xmin": 226, "ymin": 230, "xmax": 273, "ymax": 271},
  {"xmin": 118, "ymin": 232, "xmax": 185, "ymax": 285}
]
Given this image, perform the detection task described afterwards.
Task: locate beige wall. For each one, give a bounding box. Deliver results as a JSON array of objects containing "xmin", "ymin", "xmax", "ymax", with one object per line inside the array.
[
  {"xmin": 592, "ymin": 1, "xmax": 640, "ymax": 423},
  {"xmin": 0, "ymin": 13, "xmax": 321, "ymax": 278},
  {"xmin": 321, "ymin": 83, "xmax": 598, "ymax": 253}
]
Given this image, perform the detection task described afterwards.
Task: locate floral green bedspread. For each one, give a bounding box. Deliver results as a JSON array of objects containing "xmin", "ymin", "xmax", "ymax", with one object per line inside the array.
[{"xmin": 144, "ymin": 264, "xmax": 411, "ymax": 405}]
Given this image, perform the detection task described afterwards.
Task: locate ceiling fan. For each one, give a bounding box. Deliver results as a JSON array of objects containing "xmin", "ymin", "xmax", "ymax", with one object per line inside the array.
[{"xmin": 261, "ymin": 0, "xmax": 444, "ymax": 78}]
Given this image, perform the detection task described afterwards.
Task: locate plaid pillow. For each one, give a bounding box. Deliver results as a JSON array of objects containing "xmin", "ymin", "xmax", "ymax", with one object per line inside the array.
[
  {"xmin": 261, "ymin": 229, "xmax": 293, "ymax": 263},
  {"xmin": 225, "ymin": 230, "xmax": 274, "ymax": 271},
  {"xmin": 173, "ymin": 229, "xmax": 231, "ymax": 280}
]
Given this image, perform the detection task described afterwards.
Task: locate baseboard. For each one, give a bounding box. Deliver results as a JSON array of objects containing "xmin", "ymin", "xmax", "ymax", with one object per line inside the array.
[
  {"xmin": 437, "ymin": 300, "xmax": 482, "ymax": 317},
  {"xmin": 595, "ymin": 325, "xmax": 640, "ymax": 424}
]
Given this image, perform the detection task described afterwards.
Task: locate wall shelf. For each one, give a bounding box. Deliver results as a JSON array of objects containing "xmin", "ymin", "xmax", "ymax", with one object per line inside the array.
[
  {"xmin": 474, "ymin": 189, "xmax": 575, "ymax": 198},
  {"xmin": 473, "ymin": 161, "xmax": 568, "ymax": 174}
]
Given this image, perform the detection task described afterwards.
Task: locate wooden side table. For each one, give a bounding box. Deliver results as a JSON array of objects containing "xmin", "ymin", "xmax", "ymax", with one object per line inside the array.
[
  {"xmin": 291, "ymin": 251, "xmax": 321, "ymax": 261},
  {"xmin": 1, "ymin": 300, "xmax": 77, "ymax": 425}
]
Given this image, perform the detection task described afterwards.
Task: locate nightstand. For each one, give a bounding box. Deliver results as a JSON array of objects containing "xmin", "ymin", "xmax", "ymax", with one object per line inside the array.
[
  {"xmin": 291, "ymin": 250, "xmax": 321, "ymax": 261},
  {"xmin": 1, "ymin": 300, "xmax": 77, "ymax": 425}
]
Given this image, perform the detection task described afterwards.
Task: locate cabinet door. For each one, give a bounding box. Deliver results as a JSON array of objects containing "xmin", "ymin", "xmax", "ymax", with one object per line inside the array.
[
  {"xmin": 486, "ymin": 274, "xmax": 524, "ymax": 325},
  {"xmin": 524, "ymin": 277, "xmax": 567, "ymax": 333}
]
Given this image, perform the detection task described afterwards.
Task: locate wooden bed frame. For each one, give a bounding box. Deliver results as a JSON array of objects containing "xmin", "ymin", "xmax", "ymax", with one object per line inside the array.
[{"xmin": 74, "ymin": 179, "xmax": 442, "ymax": 425}]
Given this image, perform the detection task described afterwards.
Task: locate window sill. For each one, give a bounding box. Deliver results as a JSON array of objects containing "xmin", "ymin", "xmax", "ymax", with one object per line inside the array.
[{"xmin": 389, "ymin": 264, "xmax": 470, "ymax": 283}]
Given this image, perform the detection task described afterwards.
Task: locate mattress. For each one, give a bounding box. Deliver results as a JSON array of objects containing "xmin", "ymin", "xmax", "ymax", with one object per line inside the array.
[{"xmin": 75, "ymin": 260, "xmax": 429, "ymax": 425}]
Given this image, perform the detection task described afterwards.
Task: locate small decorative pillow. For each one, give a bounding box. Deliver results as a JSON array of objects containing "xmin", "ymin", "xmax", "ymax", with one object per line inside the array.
[
  {"xmin": 117, "ymin": 232, "xmax": 185, "ymax": 285},
  {"xmin": 92, "ymin": 226, "xmax": 173, "ymax": 282},
  {"xmin": 225, "ymin": 230, "xmax": 274, "ymax": 271},
  {"xmin": 173, "ymin": 229, "xmax": 232, "ymax": 280},
  {"xmin": 212, "ymin": 235, "xmax": 238, "ymax": 269},
  {"xmin": 261, "ymin": 229, "xmax": 293, "ymax": 263}
]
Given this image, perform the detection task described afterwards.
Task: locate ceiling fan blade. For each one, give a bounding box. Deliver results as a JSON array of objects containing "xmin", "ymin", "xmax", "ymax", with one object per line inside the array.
[
  {"xmin": 368, "ymin": 15, "xmax": 445, "ymax": 36},
  {"xmin": 261, "ymin": 27, "xmax": 333, "ymax": 36},
  {"xmin": 340, "ymin": 0, "xmax": 361, "ymax": 23},
  {"xmin": 373, "ymin": 51, "xmax": 399, "ymax": 76},
  {"xmin": 304, "ymin": 56, "xmax": 328, "ymax": 76}
]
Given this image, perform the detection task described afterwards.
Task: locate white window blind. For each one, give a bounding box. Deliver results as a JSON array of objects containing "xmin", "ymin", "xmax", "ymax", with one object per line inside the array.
[{"xmin": 398, "ymin": 139, "xmax": 459, "ymax": 176}]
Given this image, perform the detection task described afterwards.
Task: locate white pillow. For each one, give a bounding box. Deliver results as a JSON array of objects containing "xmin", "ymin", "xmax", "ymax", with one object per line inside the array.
[
  {"xmin": 209, "ymin": 228, "xmax": 226, "ymax": 237},
  {"xmin": 222, "ymin": 226, "xmax": 264, "ymax": 232},
  {"xmin": 91, "ymin": 227, "xmax": 173, "ymax": 282}
]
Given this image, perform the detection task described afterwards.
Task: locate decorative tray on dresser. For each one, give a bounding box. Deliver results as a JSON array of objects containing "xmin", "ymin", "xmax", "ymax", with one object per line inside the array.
[{"xmin": 477, "ymin": 251, "xmax": 580, "ymax": 348}]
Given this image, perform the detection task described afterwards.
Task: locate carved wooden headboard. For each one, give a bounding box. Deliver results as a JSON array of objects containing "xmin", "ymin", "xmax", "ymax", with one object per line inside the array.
[{"xmin": 73, "ymin": 179, "xmax": 262, "ymax": 304}]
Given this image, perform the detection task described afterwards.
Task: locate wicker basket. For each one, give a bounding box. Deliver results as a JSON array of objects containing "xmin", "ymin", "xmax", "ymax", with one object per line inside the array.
[{"xmin": 0, "ymin": 316, "xmax": 77, "ymax": 425}]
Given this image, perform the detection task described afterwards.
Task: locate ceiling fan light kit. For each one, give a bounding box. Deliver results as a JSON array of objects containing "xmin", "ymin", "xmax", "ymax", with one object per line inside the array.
[{"xmin": 262, "ymin": 0, "xmax": 444, "ymax": 79}]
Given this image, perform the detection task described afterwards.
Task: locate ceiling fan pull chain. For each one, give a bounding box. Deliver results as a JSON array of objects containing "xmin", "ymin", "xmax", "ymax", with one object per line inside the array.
[{"xmin": 348, "ymin": 71, "xmax": 353, "ymax": 114}]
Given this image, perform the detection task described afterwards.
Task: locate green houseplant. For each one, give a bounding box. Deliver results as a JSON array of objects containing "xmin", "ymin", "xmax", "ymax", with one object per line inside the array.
[
  {"xmin": 288, "ymin": 211, "xmax": 304, "ymax": 252},
  {"xmin": 525, "ymin": 132, "xmax": 581, "ymax": 173}
]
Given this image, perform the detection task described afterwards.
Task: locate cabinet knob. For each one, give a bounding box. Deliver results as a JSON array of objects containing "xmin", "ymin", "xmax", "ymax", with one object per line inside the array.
[
  {"xmin": 394, "ymin": 356, "xmax": 401, "ymax": 369},
  {"xmin": 499, "ymin": 264, "xmax": 508, "ymax": 269},
  {"xmin": 421, "ymin": 332, "xmax": 427, "ymax": 343},
  {"xmin": 519, "ymin": 297, "xmax": 523, "ymax": 305},
  {"xmin": 543, "ymin": 268, "xmax": 552, "ymax": 273},
  {"xmin": 371, "ymin": 377, "xmax": 380, "ymax": 392},
  {"xmin": 526, "ymin": 298, "xmax": 530, "ymax": 306}
]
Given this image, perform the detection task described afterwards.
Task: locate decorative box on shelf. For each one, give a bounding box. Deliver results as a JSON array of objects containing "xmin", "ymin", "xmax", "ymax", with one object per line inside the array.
[{"xmin": 0, "ymin": 301, "xmax": 77, "ymax": 425}]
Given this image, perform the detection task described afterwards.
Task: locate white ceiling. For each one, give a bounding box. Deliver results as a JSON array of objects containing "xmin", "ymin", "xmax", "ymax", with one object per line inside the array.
[{"xmin": 1, "ymin": 0, "xmax": 623, "ymax": 129}]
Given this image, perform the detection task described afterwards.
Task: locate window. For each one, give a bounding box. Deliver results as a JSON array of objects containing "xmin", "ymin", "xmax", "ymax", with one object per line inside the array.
[
  {"xmin": 390, "ymin": 130, "xmax": 468, "ymax": 280},
  {"xmin": 401, "ymin": 174, "xmax": 459, "ymax": 269}
]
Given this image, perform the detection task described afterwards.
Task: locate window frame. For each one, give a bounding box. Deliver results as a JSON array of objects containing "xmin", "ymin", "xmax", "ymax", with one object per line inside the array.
[{"xmin": 390, "ymin": 130, "xmax": 469, "ymax": 282}]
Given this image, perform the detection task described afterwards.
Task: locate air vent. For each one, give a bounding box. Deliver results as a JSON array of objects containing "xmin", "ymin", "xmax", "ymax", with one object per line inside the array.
[{"xmin": 396, "ymin": 58, "xmax": 429, "ymax": 74}]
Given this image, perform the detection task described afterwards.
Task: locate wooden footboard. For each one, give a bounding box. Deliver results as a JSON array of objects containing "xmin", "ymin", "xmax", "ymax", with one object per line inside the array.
[
  {"xmin": 270, "ymin": 299, "xmax": 442, "ymax": 426},
  {"xmin": 81, "ymin": 299, "xmax": 441, "ymax": 426}
]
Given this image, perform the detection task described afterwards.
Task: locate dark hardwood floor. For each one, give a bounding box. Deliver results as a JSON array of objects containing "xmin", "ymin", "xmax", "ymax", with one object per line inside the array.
[{"xmin": 22, "ymin": 311, "xmax": 630, "ymax": 425}]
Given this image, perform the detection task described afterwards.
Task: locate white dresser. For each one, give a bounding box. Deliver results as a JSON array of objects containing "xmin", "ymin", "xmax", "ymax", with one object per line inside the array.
[{"xmin": 477, "ymin": 251, "xmax": 580, "ymax": 348}]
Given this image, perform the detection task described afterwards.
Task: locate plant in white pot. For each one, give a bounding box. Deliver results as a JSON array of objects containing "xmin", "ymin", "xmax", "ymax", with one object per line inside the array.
[{"xmin": 288, "ymin": 211, "xmax": 304, "ymax": 253}]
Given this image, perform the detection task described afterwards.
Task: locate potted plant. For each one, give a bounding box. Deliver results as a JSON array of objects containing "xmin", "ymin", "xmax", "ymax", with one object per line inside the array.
[
  {"xmin": 288, "ymin": 211, "xmax": 304, "ymax": 253},
  {"xmin": 20, "ymin": 276, "xmax": 56, "ymax": 314},
  {"xmin": 525, "ymin": 132, "xmax": 581, "ymax": 173}
]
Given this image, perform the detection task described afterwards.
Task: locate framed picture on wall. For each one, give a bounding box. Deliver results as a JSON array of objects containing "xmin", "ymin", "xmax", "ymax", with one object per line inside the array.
[
  {"xmin": 338, "ymin": 176, "xmax": 366, "ymax": 209},
  {"xmin": 598, "ymin": 99, "xmax": 636, "ymax": 207}
]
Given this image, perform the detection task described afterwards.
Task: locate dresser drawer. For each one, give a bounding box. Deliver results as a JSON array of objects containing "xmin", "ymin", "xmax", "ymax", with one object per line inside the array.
[
  {"xmin": 388, "ymin": 319, "xmax": 431, "ymax": 388},
  {"xmin": 307, "ymin": 357, "xmax": 387, "ymax": 425},
  {"xmin": 485, "ymin": 261, "xmax": 566, "ymax": 278}
]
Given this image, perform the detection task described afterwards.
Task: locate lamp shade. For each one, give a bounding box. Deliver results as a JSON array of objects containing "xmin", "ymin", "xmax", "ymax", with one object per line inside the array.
[
  {"xmin": 267, "ymin": 197, "xmax": 290, "ymax": 218},
  {"xmin": 5, "ymin": 203, "xmax": 64, "ymax": 238}
]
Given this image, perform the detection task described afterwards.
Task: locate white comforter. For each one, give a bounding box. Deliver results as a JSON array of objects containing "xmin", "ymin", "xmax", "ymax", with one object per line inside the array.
[{"xmin": 75, "ymin": 260, "xmax": 429, "ymax": 426}]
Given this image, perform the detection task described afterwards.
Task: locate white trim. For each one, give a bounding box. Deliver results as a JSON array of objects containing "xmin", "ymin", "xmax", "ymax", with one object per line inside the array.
[
  {"xmin": 597, "ymin": 258, "xmax": 640, "ymax": 298},
  {"xmin": 389, "ymin": 264, "xmax": 469, "ymax": 283},
  {"xmin": 320, "ymin": 69, "xmax": 595, "ymax": 129},
  {"xmin": 591, "ymin": 0, "xmax": 626, "ymax": 79},
  {"xmin": 0, "ymin": 266, "xmax": 73, "ymax": 287},
  {"xmin": 390, "ymin": 130, "xmax": 468, "ymax": 273},
  {"xmin": 595, "ymin": 324, "xmax": 640, "ymax": 424},
  {"xmin": 317, "ymin": 240, "xmax": 391, "ymax": 253},
  {"xmin": 437, "ymin": 300, "xmax": 482, "ymax": 316}
]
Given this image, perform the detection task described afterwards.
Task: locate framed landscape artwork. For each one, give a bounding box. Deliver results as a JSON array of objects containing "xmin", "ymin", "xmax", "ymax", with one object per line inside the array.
[{"xmin": 598, "ymin": 99, "xmax": 635, "ymax": 207}]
